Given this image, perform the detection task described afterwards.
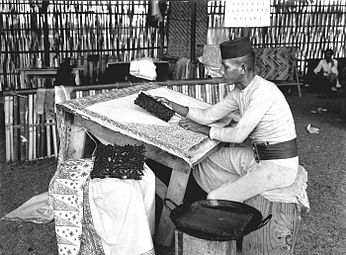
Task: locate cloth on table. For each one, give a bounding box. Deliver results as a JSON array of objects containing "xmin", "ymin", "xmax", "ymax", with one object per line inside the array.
[{"xmin": 130, "ymin": 57, "xmax": 157, "ymax": 81}]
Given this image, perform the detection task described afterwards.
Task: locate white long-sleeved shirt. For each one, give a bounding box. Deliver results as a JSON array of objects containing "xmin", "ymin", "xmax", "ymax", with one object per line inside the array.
[
  {"xmin": 187, "ymin": 75, "xmax": 297, "ymax": 144},
  {"xmin": 313, "ymin": 58, "xmax": 338, "ymax": 76}
]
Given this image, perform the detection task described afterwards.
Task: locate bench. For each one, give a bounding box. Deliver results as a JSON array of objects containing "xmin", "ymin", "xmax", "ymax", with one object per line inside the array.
[{"xmin": 254, "ymin": 47, "xmax": 303, "ymax": 97}]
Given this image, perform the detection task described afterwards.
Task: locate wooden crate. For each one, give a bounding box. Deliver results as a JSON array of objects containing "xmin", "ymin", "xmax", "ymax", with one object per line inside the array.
[
  {"xmin": 242, "ymin": 195, "xmax": 301, "ymax": 255},
  {"xmin": 175, "ymin": 230, "xmax": 237, "ymax": 255}
]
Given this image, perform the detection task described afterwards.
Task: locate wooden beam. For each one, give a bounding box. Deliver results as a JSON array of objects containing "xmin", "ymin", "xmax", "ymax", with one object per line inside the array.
[{"xmin": 2, "ymin": 78, "xmax": 224, "ymax": 96}]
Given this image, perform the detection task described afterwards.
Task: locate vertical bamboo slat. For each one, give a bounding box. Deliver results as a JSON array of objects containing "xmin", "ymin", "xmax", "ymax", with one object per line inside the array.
[
  {"xmin": 28, "ymin": 94, "xmax": 33, "ymax": 160},
  {"xmin": 9, "ymin": 96, "xmax": 14, "ymax": 160},
  {"xmin": 4, "ymin": 97, "xmax": 11, "ymax": 161}
]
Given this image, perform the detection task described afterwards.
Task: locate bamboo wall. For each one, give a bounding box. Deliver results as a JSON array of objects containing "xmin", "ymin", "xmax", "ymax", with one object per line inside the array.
[
  {"xmin": 208, "ymin": 0, "xmax": 346, "ymax": 75},
  {"xmin": 2, "ymin": 0, "xmax": 346, "ymax": 90},
  {"xmin": 0, "ymin": 0, "xmax": 165, "ymax": 90}
]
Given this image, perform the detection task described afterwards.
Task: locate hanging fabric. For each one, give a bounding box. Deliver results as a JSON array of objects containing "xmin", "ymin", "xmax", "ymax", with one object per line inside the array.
[{"xmin": 166, "ymin": 0, "xmax": 208, "ymax": 59}]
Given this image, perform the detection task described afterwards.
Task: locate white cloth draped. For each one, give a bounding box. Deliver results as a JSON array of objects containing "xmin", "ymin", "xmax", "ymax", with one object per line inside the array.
[{"xmin": 89, "ymin": 164, "xmax": 156, "ymax": 255}]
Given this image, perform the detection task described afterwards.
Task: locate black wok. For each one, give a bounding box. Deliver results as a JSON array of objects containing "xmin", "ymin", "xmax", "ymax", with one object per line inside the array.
[{"xmin": 165, "ymin": 198, "xmax": 272, "ymax": 241}]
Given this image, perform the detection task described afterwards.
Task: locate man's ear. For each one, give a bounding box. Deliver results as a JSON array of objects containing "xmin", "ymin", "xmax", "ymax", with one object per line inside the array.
[{"xmin": 240, "ymin": 63, "xmax": 246, "ymax": 74}]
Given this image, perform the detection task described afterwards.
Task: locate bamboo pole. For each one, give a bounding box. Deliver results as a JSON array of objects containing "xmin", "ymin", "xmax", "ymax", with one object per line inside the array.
[
  {"xmin": 28, "ymin": 94, "xmax": 33, "ymax": 160},
  {"xmin": 4, "ymin": 95, "xmax": 10, "ymax": 161},
  {"xmin": 52, "ymin": 121, "xmax": 58, "ymax": 157},
  {"xmin": 9, "ymin": 95, "xmax": 14, "ymax": 160},
  {"xmin": 2, "ymin": 78, "xmax": 224, "ymax": 97},
  {"xmin": 46, "ymin": 118, "xmax": 51, "ymax": 157},
  {"xmin": 0, "ymin": 92, "xmax": 6, "ymax": 181}
]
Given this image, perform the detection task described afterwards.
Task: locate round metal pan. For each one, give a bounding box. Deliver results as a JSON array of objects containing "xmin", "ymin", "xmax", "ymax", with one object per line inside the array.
[{"xmin": 165, "ymin": 198, "xmax": 271, "ymax": 241}]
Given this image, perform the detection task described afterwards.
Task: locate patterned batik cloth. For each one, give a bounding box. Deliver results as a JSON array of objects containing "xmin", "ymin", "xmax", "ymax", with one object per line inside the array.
[
  {"xmin": 49, "ymin": 158, "xmax": 94, "ymax": 255},
  {"xmin": 49, "ymin": 158, "xmax": 156, "ymax": 255}
]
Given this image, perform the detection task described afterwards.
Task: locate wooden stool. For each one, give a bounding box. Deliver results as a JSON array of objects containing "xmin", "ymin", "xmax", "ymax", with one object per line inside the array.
[
  {"xmin": 242, "ymin": 195, "xmax": 301, "ymax": 255},
  {"xmin": 175, "ymin": 230, "xmax": 237, "ymax": 255}
]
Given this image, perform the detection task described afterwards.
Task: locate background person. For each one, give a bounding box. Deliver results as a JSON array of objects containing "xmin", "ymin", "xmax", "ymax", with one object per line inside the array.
[{"xmin": 313, "ymin": 48, "xmax": 341, "ymax": 93}]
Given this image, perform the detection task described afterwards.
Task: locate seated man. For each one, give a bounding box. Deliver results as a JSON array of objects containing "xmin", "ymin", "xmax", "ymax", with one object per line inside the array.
[
  {"xmin": 157, "ymin": 37, "xmax": 299, "ymax": 202},
  {"xmin": 313, "ymin": 48, "xmax": 341, "ymax": 92}
]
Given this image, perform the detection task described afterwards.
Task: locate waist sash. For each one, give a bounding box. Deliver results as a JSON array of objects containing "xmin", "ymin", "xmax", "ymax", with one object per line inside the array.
[{"xmin": 253, "ymin": 138, "xmax": 298, "ymax": 161}]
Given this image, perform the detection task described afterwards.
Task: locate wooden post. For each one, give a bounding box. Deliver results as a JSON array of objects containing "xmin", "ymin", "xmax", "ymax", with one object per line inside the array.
[
  {"xmin": 155, "ymin": 161, "xmax": 191, "ymax": 246},
  {"xmin": 190, "ymin": 0, "xmax": 197, "ymax": 63},
  {"xmin": 42, "ymin": 1, "xmax": 50, "ymax": 68},
  {"xmin": 0, "ymin": 92, "xmax": 6, "ymax": 187},
  {"xmin": 241, "ymin": 27, "xmax": 251, "ymax": 38},
  {"xmin": 175, "ymin": 230, "xmax": 237, "ymax": 255},
  {"xmin": 242, "ymin": 195, "xmax": 301, "ymax": 255}
]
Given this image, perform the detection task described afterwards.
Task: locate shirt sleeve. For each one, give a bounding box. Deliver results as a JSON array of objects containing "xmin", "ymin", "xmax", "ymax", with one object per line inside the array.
[
  {"xmin": 313, "ymin": 60, "xmax": 323, "ymax": 74},
  {"xmin": 209, "ymin": 88, "xmax": 274, "ymax": 143},
  {"xmin": 187, "ymin": 92, "xmax": 238, "ymax": 125},
  {"xmin": 331, "ymin": 59, "xmax": 338, "ymax": 75}
]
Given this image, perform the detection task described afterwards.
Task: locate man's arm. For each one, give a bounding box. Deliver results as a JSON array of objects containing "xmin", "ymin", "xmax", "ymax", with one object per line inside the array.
[
  {"xmin": 313, "ymin": 60, "xmax": 323, "ymax": 74},
  {"xmin": 157, "ymin": 93, "xmax": 238, "ymax": 125},
  {"xmin": 331, "ymin": 59, "xmax": 338, "ymax": 75},
  {"xmin": 209, "ymin": 90, "xmax": 273, "ymax": 143},
  {"xmin": 155, "ymin": 97, "xmax": 189, "ymax": 117},
  {"xmin": 186, "ymin": 93, "xmax": 238, "ymax": 125}
]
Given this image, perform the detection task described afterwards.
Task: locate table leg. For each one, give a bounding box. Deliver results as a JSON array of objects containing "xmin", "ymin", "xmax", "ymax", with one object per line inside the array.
[
  {"xmin": 67, "ymin": 124, "xmax": 86, "ymax": 159},
  {"xmin": 155, "ymin": 160, "xmax": 191, "ymax": 246},
  {"xmin": 56, "ymin": 110, "xmax": 86, "ymax": 162}
]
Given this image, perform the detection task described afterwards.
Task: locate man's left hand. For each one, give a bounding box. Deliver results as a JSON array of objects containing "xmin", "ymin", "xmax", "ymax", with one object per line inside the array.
[{"xmin": 178, "ymin": 118, "xmax": 210, "ymax": 136}]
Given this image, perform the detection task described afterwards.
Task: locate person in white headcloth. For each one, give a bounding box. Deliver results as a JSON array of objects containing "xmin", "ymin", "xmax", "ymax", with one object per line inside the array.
[{"xmin": 156, "ymin": 37, "xmax": 300, "ymax": 202}]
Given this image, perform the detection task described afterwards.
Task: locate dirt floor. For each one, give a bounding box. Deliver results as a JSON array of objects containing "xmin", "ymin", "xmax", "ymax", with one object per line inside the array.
[{"xmin": 0, "ymin": 88, "xmax": 345, "ymax": 255}]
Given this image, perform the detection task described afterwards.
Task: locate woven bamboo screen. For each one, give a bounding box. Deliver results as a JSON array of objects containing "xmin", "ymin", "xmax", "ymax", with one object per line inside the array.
[
  {"xmin": 208, "ymin": 0, "xmax": 346, "ymax": 76},
  {"xmin": 166, "ymin": 0, "xmax": 208, "ymax": 59},
  {"xmin": 1, "ymin": 0, "xmax": 346, "ymax": 90},
  {"xmin": 0, "ymin": 0, "xmax": 165, "ymax": 90}
]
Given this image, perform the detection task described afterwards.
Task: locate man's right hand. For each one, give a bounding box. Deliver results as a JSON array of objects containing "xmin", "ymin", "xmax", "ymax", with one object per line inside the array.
[
  {"xmin": 153, "ymin": 96, "xmax": 189, "ymax": 117},
  {"xmin": 154, "ymin": 96, "xmax": 171, "ymax": 106}
]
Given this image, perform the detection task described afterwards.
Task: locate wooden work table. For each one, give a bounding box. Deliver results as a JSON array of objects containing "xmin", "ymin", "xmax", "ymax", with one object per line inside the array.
[{"xmin": 55, "ymin": 83, "xmax": 226, "ymax": 246}]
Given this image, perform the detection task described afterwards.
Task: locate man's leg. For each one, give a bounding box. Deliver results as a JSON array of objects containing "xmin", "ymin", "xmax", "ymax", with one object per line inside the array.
[
  {"xmin": 207, "ymin": 160, "xmax": 298, "ymax": 202},
  {"xmin": 193, "ymin": 145, "xmax": 256, "ymax": 193},
  {"xmin": 329, "ymin": 73, "xmax": 338, "ymax": 91}
]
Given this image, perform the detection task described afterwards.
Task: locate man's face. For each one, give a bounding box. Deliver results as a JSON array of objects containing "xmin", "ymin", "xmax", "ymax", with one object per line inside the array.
[
  {"xmin": 325, "ymin": 51, "xmax": 333, "ymax": 60},
  {"xmin": 220, "ymin": 59, "xmax": 243, "ymax": 86}
]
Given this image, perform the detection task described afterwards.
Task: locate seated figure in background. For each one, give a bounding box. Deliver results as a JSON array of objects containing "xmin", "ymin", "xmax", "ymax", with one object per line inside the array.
[{"xmin": 313, "ymin": 49, "xmax": 341, "ymax": 93}]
